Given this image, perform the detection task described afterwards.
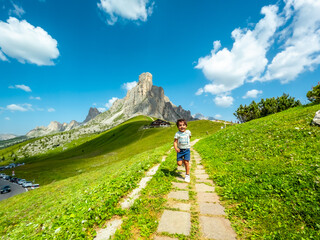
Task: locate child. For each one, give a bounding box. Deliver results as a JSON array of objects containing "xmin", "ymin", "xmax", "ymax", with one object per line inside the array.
[{"xmin": 174, "ymin": 119, "xmax": 191, "ymax": 183}]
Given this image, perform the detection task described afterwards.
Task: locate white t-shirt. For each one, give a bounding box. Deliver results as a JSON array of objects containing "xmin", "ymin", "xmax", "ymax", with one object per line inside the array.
[{"xmin": 174, "ymin": 130, "xmax": 191, "ymax": 149}]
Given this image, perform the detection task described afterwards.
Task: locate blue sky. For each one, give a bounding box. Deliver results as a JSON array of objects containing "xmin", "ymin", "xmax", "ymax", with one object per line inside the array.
[{"xmin": 1, "ymin": 0, "xmax": 320, "ymax": 135}]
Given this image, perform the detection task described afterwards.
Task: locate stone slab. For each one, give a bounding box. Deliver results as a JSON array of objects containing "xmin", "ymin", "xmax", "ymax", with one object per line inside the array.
[
  {"xmin": 177, "ymin": 166, "xmax": 185, "ymax": 171},
  {"xmin": 197, "ymin": 192, "xmax": 220, "ymax": 203},
  {"xmin": 199, "ymin": 202, "xmax": 226, "ymax": 215},
  {"xmin": 95, "ymin": 219, "xmax": 123, "ymax": 240},
  {"xmin": 195, "ymin": 174, "xmax": 210, "ymax": 179},
  {"xmin": 157, "ymin": 210, "xmax": 191, "ymax": 235},
  {"xmin": 195, "ymin": 169, "xmax": 206, "ymax": 174},
  {"xmin": 154, "ymin": 237, "xmax": 179, "ymax": 240},
  {"xmin": 195, "ymin": 183, "xmax": 215, "ymax": 192},
  {"xmin": 168, "ymin": 191, "xmax": 189, "ymax": 200},
  {"xmin": 175, "ymin": 175, "xmax": 185, "ymax": 182},
  {"xmin": 196, "ymin": 165, "xmax": 204, "ymax": 170},
  {"xmin": 196, "ymin": 179, "xmax": 214, "ymax": 184},
  {"xmin": 172, "ymin": 182, "xmax": 188, "ymax": 190},
  {"xmin": 170, "ymin": 202, "xmax": 191, "ymax": 211},
  {"xmin": 200, "ymin": 216, "xmax": 237, "ymax": 240}
]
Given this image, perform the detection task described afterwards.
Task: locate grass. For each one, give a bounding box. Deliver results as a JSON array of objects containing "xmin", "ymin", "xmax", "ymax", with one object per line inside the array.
[
  {"xmin": 0, "ymin": 116, "xmax": 224, "ymax": 239},
  {"xmin": 1, "ymin": 117, "xmax": 223, "ymax": 185},
  {"xmin": 0, "ymin": 144, "xmax": 170, "ymax": 239},
  {"xmin": 194, "ymin": 104, "xmax": 320, "ymax": 239}
]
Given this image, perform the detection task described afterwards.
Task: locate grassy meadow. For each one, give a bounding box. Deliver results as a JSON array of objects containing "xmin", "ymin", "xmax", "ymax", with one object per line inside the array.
[
  {"xmin": 0, "ymin": 116, "xmax": 224, "ymax": 239},
  {"xmin": 194, "ymin": 104, "xmax": 320, "ymax": 239}
]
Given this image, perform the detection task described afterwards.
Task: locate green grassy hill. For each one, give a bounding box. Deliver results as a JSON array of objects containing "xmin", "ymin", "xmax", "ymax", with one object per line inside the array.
[
  {"xmin": 0, "ymin": 116, "xmax": 224, "ymax": 239},
  {"xmin": 194, "ymin": 104, "xmax": 320, "ymax": 239}
]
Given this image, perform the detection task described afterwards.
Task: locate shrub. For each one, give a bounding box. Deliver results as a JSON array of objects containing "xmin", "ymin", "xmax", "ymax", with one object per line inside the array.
[
  {"xmin": 234, "ymin": 94, "xmax": 301, "ymax": 123},
  {"xmin": 306, "ymin": 82, "xmax": 320, "ymax": 103}
]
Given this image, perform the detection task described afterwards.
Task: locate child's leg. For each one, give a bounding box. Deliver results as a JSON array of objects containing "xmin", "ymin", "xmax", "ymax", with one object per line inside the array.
[
  {"xmin": 184, "ymin": 160, "xmax": 190, "ymax": 175},
  {"xmin": 177, "ymin": 160, "xmax": 183, "ymax": 166}
]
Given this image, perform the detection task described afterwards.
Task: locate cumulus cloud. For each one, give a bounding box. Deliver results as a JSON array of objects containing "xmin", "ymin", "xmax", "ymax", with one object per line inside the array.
[
  {"xmin": 264, "ymin": 0, "xmax": 320, "ymax": 83},
  {"xmin": 9, "ymin": 84, "xmax": 31, "ymax": 92},
  {"xmin": 0, "ymin": 17, "xmax": 59, "ymax": 65},
  {"xmin": 98, "ymin": 0, "xmax": 154, "ymax": 25},
  {"xmin": 122, "ymin": 81, "xmax": 137, "ymax": 91},
  {"xmin": 30, "ymin": 96, "xmax": 41, "ymax": 100},
  {"xmin": 196, "ymin": 5, "xmax": 282, "ymax": 95},
  {"xmin": 196, "ymin": 0, "xmax": 320, "ymax": 96},
  {"xmin": 7, "ymin": 103, "xmax": 33, "ymax": 112},
  {"xmin": 242, "ymin": 89, "xmax": 263, "ymax": 99},
  {"xmin": 105, "ymin": 97, "xmax": 118, "ymax": 108},
  {"xmin": 48, "ymin": 108, "xmax": 55, "ymax": 112},
  {"xmin": 214, "ymin": 114, "xmax": 222, "ymax": 119},
  {"xmin": 214, "ymin": 95, "xmax": 234, "ymax": 108}
]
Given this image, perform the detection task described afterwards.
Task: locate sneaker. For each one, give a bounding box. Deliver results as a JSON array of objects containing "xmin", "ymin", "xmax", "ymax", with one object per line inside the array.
[{"xmin": 185, "ymin": 174, "xmax": 190, "ymax": 183}]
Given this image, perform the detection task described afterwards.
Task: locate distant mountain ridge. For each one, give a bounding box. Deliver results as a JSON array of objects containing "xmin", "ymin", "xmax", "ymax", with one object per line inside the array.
[
  {"xmin": 0, "ymin": 134, "xmax": 18, "ymax": 141},
  {"xmin": 86, "ymin": 73, "xmax": 193, "ymax": 130},
  {"xmin": 25, "ymin": 72, "xmax": 193, "ymax": 139},
  {"xmin": 26, "ymin": 107, "xmax": 101, "ymax": 138}
]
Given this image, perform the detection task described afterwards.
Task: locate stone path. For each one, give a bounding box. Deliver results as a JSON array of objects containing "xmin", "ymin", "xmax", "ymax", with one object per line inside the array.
[
  {"xmin": 95, "ymin": 155, "xmax": 169, "ymax": 240},
  {"xmin": 155, "ymin": 140, "xmax": 237, "ymax": 239}
]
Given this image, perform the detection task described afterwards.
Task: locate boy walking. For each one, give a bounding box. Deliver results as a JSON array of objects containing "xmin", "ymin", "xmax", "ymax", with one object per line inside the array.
[{"xmin": 174, "ymin": 119, "xmax": 191, "ymax": 183}]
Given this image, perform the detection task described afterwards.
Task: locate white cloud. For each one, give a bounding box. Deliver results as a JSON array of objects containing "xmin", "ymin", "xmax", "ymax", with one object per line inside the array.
[
  {"xmin": 196, "ymin": 1, "xmax": 320, "ymax": 94},
  {"xmin": 7, "ymin": 103, "xmax": 33, "ymax": 112},
  {"xmin": 242, "ymin": 89, "xmax": 263, "ymax": 99},
  {"xmin": 214, "ymin": 114, "xmax": 222, "ymax": 119},
  {"xmin": 195, "ymin": 88, "xmax": 204, "ymax": 95},
  {"xmin": 93, "ymin": 103, "xmax": 97, "ymax": 106},
  {"xmin": 30, "ymin": 96, "xmax": 41, "ymax": 100},
  {"xmin": 264, "ymin": 0, "xmax": 320, "ymax": 83},
  {"xmin": 122, "ymin": 81, "xmax": 137, "ymax": 91},
  {"xmin": 9, "ymin": 3, "xmax": 25, "ymax": 17},
  {"xmin": 5, "ymin": 117, "xmax": 10, "ymax": 120},
  {"xmin": 98, "ymin": 0, "xmax": 154, "ymax": 25},
  {"xmin": 9, "ymin": 84, "xmax": 31, "ymax": 92},
  {"xmin": 196, "ymin": 5, "xmax": 282, "ymax": 95},
  {"xmin": 48, "ymin": 108, "xmax": 55, "ymax": 112},
  {"xmin": 0, "ymin": 17, "xmax": 59, "ymax": 65},
  {"xmin": 97, "ymin": 107, "xmax": 107, "ymax": 112},
  {"xmin": 214, "ymin": 95, "xmax": 234, "ymax": 108},
  {"xmin": 105, "ymin": 97, "xmax": 118, "ymax": 108}
]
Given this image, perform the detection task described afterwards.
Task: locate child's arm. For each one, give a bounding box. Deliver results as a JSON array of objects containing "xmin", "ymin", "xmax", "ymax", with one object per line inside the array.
[{"xmin": 173, "ymin": 138, "xmax": 180, "ymax": 153}]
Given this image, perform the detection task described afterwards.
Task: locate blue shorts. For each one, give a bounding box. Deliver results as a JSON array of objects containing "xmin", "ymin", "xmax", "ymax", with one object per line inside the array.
[{"xmin": 177, "ymin": 149, "xmax": 190, "ymax": 161}]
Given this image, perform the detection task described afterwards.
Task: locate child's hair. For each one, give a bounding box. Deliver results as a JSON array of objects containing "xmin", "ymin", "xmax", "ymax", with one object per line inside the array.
[{"xmin": 176, "ymin": 118, "xmax": 187, "ymax": 127}]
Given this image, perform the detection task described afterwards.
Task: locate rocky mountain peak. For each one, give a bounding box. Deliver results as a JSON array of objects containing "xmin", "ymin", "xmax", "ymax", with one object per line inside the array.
[
  {"xmin": 84, "ymin": 107, "xmax": 101, "ymax": 123},
  {"xmin": 108, "ymin": 72, "xmax": 193, "ymax": 123}
]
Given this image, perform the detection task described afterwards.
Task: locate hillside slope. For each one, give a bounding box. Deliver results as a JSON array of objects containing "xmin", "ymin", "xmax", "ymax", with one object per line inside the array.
[
  {"xmin": 0, "ymin": 117, "xmax": 224, "ymax": 239},
  {"xmin": 194, "ymin": 104, "xmax": 320, "ymax": 239}
]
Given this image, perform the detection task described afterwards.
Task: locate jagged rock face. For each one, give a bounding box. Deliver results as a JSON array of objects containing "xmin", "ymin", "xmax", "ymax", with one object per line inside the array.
[
  {"xmin": 84, "ymin": 107, "xmax": 100, "ymax": 123},
  {"xmin": 26, "ymin": 120, "xmax": 80, "ymax": 138},
  {"xmin": 108, "ymin": 72, "xmax": 193, "ymax": 122}
]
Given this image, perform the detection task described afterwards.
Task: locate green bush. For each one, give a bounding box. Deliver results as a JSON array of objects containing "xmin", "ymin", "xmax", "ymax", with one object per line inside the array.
[
  {"xmin": 234, "ymin": 94, "xmax": 301, "ymax": 123},
  {"xmin": 307, "ymin": 82, "xmax": 320, "ymax": 104}
]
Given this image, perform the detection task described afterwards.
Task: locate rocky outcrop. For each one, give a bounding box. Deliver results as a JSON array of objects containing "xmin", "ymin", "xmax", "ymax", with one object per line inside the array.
[
  {"xmin": 107, "ymin": 72, "xmax": 193, "ymax": 122},
  {"xmin": 84, "ymin": 107, "xmax": 100, "ymax": 123},
  {"xmin": 26, "ymin": 120, "xmax": 80, "ymax": 138},
  {"xmin": 312, "ymin": 110, "xmax": 320, "ymax": 126}
]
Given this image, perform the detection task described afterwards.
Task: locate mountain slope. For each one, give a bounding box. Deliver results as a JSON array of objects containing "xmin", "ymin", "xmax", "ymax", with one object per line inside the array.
[
  {"xmin": 194, "ymin": 104, "xmax": 320, "ymax": 239},
  {"xmin": 0, "ymin": 117, "xmax": 224, "ymax": 239}
]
